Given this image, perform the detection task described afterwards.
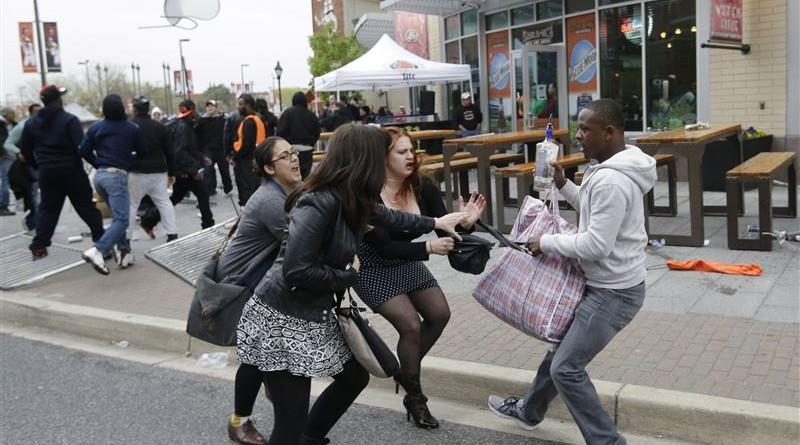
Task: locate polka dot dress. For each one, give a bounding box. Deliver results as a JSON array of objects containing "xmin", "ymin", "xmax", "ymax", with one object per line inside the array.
[{"xmin": 354, "ymin": 242, "xmax": 438, "ymax": 311}]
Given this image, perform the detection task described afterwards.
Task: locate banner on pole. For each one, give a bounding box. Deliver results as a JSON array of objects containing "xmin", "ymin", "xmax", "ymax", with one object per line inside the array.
[
  {"xmin": 43, "ymin": 22, "xmax": 62, "ymax": 72},
  {"xmin": 393, "ymin": 12, "xmax": 429, "ymax": 59},
  {"xmin": 710, "ymin": 0, "xmax": 743, "ymax": 43},
  {"xmin": 18, "ymin": 22, "xmax": 38, "ymax": 73}
]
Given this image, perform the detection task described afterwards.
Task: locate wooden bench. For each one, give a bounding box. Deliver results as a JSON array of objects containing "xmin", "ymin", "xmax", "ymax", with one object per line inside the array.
[
  {"xmin": 493, "ymin": 153, "xmax": 588, "ymax": 232},
  {"xmin": 726, "ymin": 152, "xmax": 797, "ymax": 251},
  {"xmin": 420, "ymin": 152, "xmax": 525, "ymax": 202},
  {"xmin": 312, "ymin": 150, "xmax": 326, "ymax": 163},
  {"xmin": 418, "ymin": 151, "xmax": 472, "ymax": 166}
]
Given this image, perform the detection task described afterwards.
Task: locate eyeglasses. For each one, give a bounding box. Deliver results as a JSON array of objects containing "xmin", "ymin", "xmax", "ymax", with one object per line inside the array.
[{"xmin": 271, "ymin": 149, "xmax": 299, "ymax": 163}]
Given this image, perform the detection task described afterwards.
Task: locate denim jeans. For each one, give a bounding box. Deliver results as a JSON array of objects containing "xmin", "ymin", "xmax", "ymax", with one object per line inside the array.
[
  {"xmin": 521, "ymin": 282, "xmax": 645, "ymax": 445},
  {"xmin": 0, "ymin": 157, "xmax": 13, "ymax": 209},
  {"xmin": 93, "ymin": 169, "xmax": 130, "ymax": 255}
]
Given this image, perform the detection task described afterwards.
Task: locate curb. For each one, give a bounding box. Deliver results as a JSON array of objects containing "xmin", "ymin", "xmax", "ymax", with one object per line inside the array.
[{"xmin": 2, "ymin": 293, "xmax": 798, "ymax": 445}]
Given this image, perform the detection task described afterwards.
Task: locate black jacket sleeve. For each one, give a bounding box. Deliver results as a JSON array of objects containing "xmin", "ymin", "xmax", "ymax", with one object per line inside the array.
[
  {"xmin": 419, "ymin": 180, "xmax": 474, "ymax": 237},
  {"xmin": 363, "ymin": 225, "xmax": 429, "ymax": 261},
  {"xmin": 282, "ymin": 197, "xmax": 358, "ymax": 292},
  {"xmin": 19, "ymin": 123, "xmax": 35, "ymax": 168},
  {"xmin": 162, "ymin": 126, "xmax": 176, "ymax": 176},
  {"xmin": 371, "ymin": 205, "xmax": 435, "ymax": 233},
  {"xmin": 276, "ymin": 111, "xmax": 289, "ymax": 139}
]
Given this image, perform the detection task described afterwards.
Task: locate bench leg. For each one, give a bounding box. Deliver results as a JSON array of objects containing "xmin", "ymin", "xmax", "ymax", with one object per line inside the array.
[
  {"xmin": 648, "ymin": 159, "xmax": 679, "ymax": 217},
  {"xmin": 774, "ymin": 163, "xmax": 797, "ymax": 218},
  {"xmin": 728, "ymin": 178, "xmax": 773, "ymax": 251},
  {"xmin": 495, "ymin": 174, "xmax": 512, "ymax": 233}
]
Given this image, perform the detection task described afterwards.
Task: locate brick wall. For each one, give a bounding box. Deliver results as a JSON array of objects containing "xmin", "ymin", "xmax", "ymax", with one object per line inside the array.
[{"xmin": 709, "ymin": 0, "xmax": 787, "ymax": 140}]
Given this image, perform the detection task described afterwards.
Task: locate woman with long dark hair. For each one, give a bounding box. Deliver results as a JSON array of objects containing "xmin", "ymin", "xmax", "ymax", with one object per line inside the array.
[
  {"xmin": 236, "ymin": 124, "xmax": 466, "ymax": 445},
  {"xmin": 354, "ymin": 127, "xmax": 485, "ymax": 428},
  {"xmin": 218, "ymin": 136, "xmax": 301, "ymax": 445}
]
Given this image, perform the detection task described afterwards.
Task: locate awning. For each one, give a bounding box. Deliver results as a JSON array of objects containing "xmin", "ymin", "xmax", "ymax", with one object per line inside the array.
[
  {"xmin": 354, "ymin": 13, "xmax": 394, "ymax": 49},
  {"xmin": 314, "ymin": 34, "xmax": 471, "ymax": 92},
  {"xmin": 379, "ymin": 0, "xmax": 484, "ymax": 16}
]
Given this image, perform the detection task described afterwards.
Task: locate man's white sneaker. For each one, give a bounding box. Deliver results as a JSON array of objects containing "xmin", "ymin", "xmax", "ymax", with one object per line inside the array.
[
  {"xmin": 82, "ymin": 247, "xmax": 110, "ymax": 275},
  {"xmin": 118, "ymin": 250, "xmax": 134, "ymax": 269}
]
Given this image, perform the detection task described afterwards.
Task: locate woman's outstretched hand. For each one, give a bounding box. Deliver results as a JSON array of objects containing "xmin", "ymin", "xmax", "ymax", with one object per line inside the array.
[
  {"xmin": 458, "ymin": 192, "xmax": 487, "ymax": 229},
  {"xmin": 434, "ymin": 212, "xmax": 467, "ymax": 241}
]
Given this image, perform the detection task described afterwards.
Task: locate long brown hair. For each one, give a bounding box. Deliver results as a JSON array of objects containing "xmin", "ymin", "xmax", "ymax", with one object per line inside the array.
[
  {"xmin": 382, "ymin": 126, "xmax": 423, "ymax": 201},
  {"xmin": 285, "ymin": 124, "xmax": 389, "ymax": 232}
]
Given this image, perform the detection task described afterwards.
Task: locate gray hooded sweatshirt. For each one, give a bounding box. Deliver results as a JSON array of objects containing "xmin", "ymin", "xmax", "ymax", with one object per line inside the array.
[{"xmin": 540, "ymin": 145, "xmax": 657, "ymax": 289}]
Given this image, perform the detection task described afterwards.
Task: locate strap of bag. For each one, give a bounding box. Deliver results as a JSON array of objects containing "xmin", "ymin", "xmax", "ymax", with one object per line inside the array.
[
  {"xmin": 212, "ymin": 217, "xmax": 241, "ymax": 260},
  {"xmin": 475, "ymin": 219, "xmax": 531, "ymax": 255}
]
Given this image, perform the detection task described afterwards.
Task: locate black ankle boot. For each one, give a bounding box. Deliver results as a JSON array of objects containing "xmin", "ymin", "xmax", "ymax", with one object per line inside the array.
[{"xmin": 397, "ymin": 373, "xmax": 439, "ymax": 429}]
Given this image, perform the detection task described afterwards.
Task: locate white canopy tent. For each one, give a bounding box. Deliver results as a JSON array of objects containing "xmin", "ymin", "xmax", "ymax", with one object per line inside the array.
[{"xmin": 314, "ymin": 34, "xmax": 472, "ymax": 96}]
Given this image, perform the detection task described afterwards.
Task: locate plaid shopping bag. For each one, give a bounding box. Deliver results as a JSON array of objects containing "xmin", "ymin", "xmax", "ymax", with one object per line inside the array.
[{"xmin": 473, "ymin": 192, "xmax": 586, "ymax": 343}]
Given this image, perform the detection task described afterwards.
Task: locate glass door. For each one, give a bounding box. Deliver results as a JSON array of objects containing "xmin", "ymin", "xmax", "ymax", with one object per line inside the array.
[
  {"xmin": 521, "ymin": 44, "xmax": 567, "ymax": 131},
  {"xmin": 511, "ymin": 51, "xmax": 524, "ymax": 132}
]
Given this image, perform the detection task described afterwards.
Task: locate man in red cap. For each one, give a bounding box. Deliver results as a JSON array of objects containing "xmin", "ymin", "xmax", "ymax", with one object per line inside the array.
[
  {"xmin": 19, "ymin": 85, "xmax": 105, "ymax": 259},
  {"xmin": 169, "ymin": 99, "xmax": 215, "ymax": 230}
]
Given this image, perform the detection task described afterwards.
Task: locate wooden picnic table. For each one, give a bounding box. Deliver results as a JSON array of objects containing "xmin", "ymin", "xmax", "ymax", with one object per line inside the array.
[
  {"xmin": 635, "ymin": 123, "xmax": 742, "ymax": 247},
  {"xmin": 318, "ymin": 128, "xmax": 456, "ymax": 142},
  {"xmin": 441, "ymin": 129, "xmax": 569, "ymax": 225}
]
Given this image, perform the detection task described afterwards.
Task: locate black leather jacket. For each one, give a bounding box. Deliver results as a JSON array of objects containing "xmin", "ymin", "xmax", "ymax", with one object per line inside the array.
[{"xmin": 255, "ymin": 189, "xmax": 435, "ymax": 322}]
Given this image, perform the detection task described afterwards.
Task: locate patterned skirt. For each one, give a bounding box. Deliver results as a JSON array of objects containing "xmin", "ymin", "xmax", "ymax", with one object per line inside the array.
[
  {"xmin": 236, "ymin": 295, "xmax": 352, "ymax": 378},
  {"xmin": 354, "ymin": 242, "xmax": 439, "ymax": 311}
]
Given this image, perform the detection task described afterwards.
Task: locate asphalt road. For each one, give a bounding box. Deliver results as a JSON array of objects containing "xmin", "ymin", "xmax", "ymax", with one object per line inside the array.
[{"xmin": 0, "ymin": 335, "xmax": 562, "ymax": 445}]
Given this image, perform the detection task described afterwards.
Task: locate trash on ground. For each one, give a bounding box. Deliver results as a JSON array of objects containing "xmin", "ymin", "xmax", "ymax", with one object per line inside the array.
[
  {"xmin": 197, "ymin": 352, "xmax": 229, "ymax": 369},
  {"xmin": 666, "ymin": 259, "xmax": 762, "ymax": 276},
  {"xmin": 67, "ymin": 235, "xmax": 83, "ymax": 243},
  {"xmin": 114, "ymin": 340, "xmax": 129, "ymax": 348}
]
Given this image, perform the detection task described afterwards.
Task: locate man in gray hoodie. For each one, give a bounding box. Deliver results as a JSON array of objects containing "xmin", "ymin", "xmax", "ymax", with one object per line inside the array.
[{"xmin": 488, "ymin": 99, "xmax": 656, "ymax": 445}]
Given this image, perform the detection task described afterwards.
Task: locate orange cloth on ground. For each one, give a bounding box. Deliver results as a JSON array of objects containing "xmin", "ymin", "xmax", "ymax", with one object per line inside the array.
[{"xmin": 666, "ymin": 259, "xmax": 763, "ymax": 276}]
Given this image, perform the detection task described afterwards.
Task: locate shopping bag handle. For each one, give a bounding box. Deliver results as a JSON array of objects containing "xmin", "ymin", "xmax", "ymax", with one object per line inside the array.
[{"xmin": 475, "ymin": 219, "xmax": 533, "ymax": 256}]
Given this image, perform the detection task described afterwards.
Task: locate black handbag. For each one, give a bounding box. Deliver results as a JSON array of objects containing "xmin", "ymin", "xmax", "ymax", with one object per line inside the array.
[
  {"xmin": 186, "ymin": 218, "xmax": 252, "ymax": 347},
  {"xmin": 335, "ymin": 289, "xmax": 400, "ymax": 378},
  {"xmin": 447, "ymin": 219, "xmax": 531, "ymax": 275}
]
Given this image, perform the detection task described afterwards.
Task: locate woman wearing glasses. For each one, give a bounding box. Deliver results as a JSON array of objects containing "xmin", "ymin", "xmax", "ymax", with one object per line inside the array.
[
  {"xmin": 216, "ymin": 137, "xmax": 301, "ymax": 445},
  {"xmin": 236, "ymin": 124, "xmax": 467, "ymax": 445}
]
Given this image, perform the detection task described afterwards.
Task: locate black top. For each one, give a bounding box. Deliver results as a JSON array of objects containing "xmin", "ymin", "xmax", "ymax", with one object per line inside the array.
[
  {"xmin": 173, "ymin": 118, "xmax": 205, "ymax": 175},
  {"xmin": 454, "ymin": 104, "xmax": 483, "ymax": 131},
  {"xmin": 19, "ymin": 106, "xmax": 84, "ymax": 170},
  {"xmin": 195, "ymin": 114, "xmax": 226, "ymax": 155},
  {"xmin": 130, "ymin": 115, "xmax": 175, "ymax": 175},
  {"xmin": 277, "ymin": 105, "xmax": 321, "ymax": 146},
  {"xmin": 363, "ymin": 180, "xmax": 470, "ymax": 261}
]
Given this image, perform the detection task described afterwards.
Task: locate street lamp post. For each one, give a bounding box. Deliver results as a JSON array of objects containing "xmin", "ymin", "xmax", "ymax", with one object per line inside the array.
[
  {"xmin": 95, "ymin": 64, "xmax": 102, "ymax": 98},
  {"xmin": 103, "ymin": 65, "xmax": 109, "ymax": 95},
  {"xmin": 32, "ymin": 0, "xmax": 47, "ymax": 86},
  {"xmin": 178, "ymin": 38, "xmax": 190, "ymax": 99},
  {"xmin": 240, "ymin": 64, "xmax": 249, "ymax": 94},
  {"xmin": 130, "ymin": 63, "xmax": 137, "ymax": 96},
  {"xmin": 136, "ymin": 64, "xmax": 142, "ymax": 96},
  {"xmin": 78, "ymin": 60, "xmax": 90, "ymax": 92},
  {"xmin": 274, "ymin": 61, "xmax": 283, "ymax": 112}
]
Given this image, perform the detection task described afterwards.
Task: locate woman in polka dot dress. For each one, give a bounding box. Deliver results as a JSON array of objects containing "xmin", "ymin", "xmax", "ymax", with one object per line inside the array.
[{"xmin": 354, "ymin": 127, "xmax": 486, "ymax": 429}]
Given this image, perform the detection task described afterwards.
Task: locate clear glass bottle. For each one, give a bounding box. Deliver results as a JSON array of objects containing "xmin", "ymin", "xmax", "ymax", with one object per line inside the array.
[{"xmin": 533, "ymin": 123, "xmax": 559, "ymax": 192}]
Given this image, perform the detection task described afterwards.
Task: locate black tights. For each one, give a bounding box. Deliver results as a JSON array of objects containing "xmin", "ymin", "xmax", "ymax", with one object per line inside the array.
[
  {"xmin": 376, "ymin": 286, "xmax": 451, "ymax": 379},
  {"xmin": 234, "ymin": 363, "xmax": 266, "ymax": 417},
  {"xmin": 262, "ymin": 358, "xmax": 369, "ymax": 445}
]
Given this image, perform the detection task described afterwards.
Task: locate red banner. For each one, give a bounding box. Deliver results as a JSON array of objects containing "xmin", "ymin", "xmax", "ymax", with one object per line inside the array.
[
  {"xmin": 174, "ymin": 70, "xmax": 194, "ymax": 97},
  {"xmin": 393, "ymin": 12, "xmax": 428, "ymax": 59},
  {"xmin": 43, "ymin": 22, "xmax": 61, "ymax": 73},
  {"xmin": 18, "ymin": 22, "xmax": 37, "ymax": 73},
  {"xmin": 710, "ymin": 0, "xmax": 743, "ymax": 43}
]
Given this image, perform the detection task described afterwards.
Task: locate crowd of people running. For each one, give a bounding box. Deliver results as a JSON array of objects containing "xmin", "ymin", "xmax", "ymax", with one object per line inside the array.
[{"xmin": 4, "ymin": 85, "xmax": 652, "ymax": 445}]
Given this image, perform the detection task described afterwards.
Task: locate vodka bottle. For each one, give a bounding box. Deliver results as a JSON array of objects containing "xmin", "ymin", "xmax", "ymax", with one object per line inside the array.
[{"xmin": 533, "ymin": 123, "xmax": 559, "ymax": 192}]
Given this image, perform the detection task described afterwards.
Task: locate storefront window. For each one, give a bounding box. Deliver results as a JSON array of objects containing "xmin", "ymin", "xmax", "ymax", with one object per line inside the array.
[
  {"xmin": 462, "ymin": 9, "xmax": 478, "ymax": 35},
  {"xmin": 599, "ymin": 0, "xmax": 631, "ymax": 5},
  {"xmin": 445, "ymin": 14, "xmax": 460, "ymax": 40},
  {"xmin": 511, "ymin": 5, "xmax": 534, "ymax": 26},
  {"xmin": 512, "ymin": 20, "xmax": 563, "ymax": 50},
  {"xmin": 599, "ymin": 4, "xmax": 643, "ymax": 131},
  {"xmin": 536, "ymin": 0, "xmax": 563, "ymax": 21},
  {"xmin": 486, "ymin": 11, "xmax": 509, "ymax": 31},
  {"xmin": 566, "ymin": 0, "xmax": 594, "ymax": 14},
  {"xmin": 445, "ymin": 41, "xmax": 460, "ymax": 65},
  {"xmin": 646, "ymin": 0, "xmax": 697, "ymax": 129},
  {"xmin": 462, "ymin": 36, "xmax": 481, "ymax": 109}
]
